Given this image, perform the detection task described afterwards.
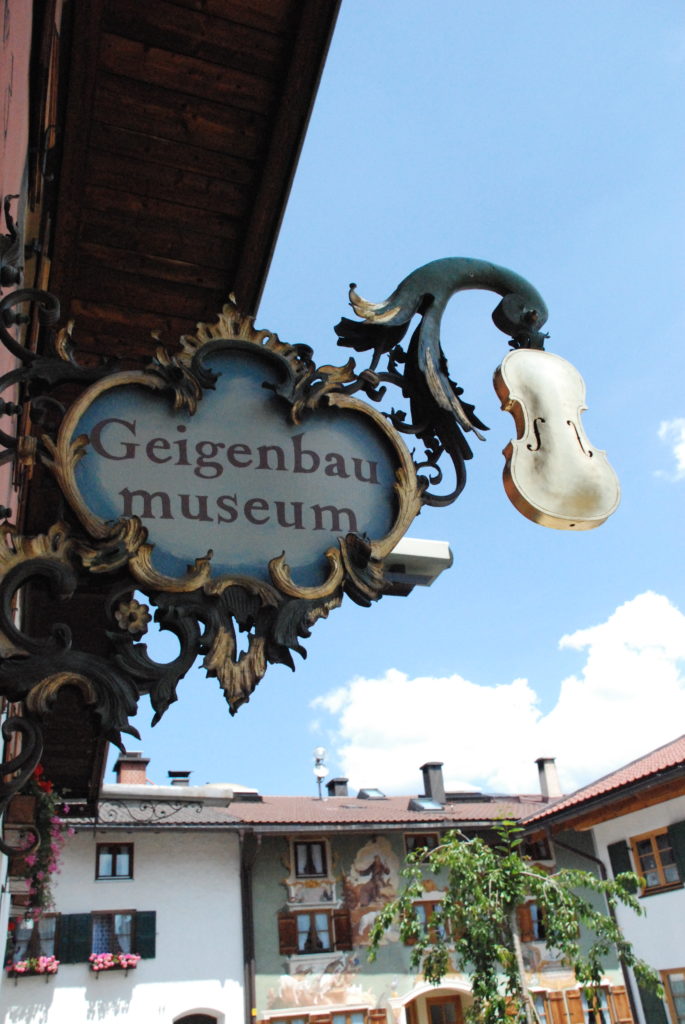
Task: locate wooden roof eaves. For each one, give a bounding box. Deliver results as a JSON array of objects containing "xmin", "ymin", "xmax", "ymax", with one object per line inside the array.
[
  {"xmin": 232, "ymin": 0, "xmax": 341, "ymax": 315},
  {"xmin": 47, "ymin": 0, "xmax": 105, "ymax": 312},
  {"xmin": 49, "ymin": 0, "xmax": 341, "ymax": 325},
  {"xmin": 527, "ymin": 765, "xmax": 685, "ymax": 833}
]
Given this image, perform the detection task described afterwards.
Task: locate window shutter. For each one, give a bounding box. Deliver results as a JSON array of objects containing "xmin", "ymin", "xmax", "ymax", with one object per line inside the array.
[
  {"xmin": 278, "ymin": 912, "xmax": 297, "ymax": 955},
  {"xmin": 565, "ymin": 990, "xmax": 585, "ymax": 1024},
  {"xmin": 609, "ymin": 985, "xmax": 632, "ymax": 1023},
  {"xmin": 638, "ymin": 984, "xmax": 669, "ymax": 1024},
  {"xmin": 57, "ymin": 913, "xmax": 92, "ymax": 963},
  {"xmin": 333, "ymin": 909, "xmax": 353, "ymax": 951},
  {"xmin": 546, "ymin": 992, "xmax": 566, "ymax": 1024},
  {"xmin": 516, "ymin": 904, "xmax": 533, "ymax": 943},
  {"xmin": 667, "ymin": 819, "xmax": 685, "ymax": 881},
  {"xmin": 136, "ymin": 911, "xmax": 156, "ymax": 959},
  {"xmin": 607, "ymin": 841, "xmax": 637, "ymax": 892}
]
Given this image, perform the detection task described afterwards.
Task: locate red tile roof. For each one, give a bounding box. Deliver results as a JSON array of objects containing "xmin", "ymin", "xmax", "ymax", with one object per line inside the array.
[
  {"xmin": 86, "ymin": 792, "xmax": 548, "ymax": 830},
  {"xmin": 230, "ymin": 793, "xmax": 547, "ymax": 827},
  {"xmin": 525, "ymin": 734, "xmax": 685, "ymax": 824}
]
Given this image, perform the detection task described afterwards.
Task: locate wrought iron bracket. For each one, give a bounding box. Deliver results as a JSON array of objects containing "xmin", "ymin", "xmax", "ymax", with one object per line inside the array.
[{"xmin": 0, "ymin": 261, "xmax": 549, "ymax": 759}]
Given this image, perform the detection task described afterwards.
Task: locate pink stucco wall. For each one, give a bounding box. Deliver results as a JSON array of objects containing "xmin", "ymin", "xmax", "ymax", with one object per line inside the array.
[{"xmin": 0, "ymin": 2, "xmax": 33, "ymax": 514}]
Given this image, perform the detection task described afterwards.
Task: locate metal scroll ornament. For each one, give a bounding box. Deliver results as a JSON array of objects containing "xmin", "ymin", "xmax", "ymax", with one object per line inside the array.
[{"xmin": 0, "ymin": 257, "xmax": 619, "ymax": 767}]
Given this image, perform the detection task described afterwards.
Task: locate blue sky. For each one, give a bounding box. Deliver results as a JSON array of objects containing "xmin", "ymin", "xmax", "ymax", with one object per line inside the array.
[{"xmin": 108, "ymin": 1, "xmax": 685, "ymax": 798}]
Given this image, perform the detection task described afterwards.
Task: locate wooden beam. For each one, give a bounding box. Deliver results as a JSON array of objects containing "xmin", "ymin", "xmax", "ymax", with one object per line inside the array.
[{"xmin": 548, "ymin": 774, "xmax": 685, "ymax": 832}]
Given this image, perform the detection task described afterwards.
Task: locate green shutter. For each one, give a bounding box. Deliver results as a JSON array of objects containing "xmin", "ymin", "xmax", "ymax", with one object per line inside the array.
[
  {"xmin": 638, "ymin": 984, "xmax": 669, "ymax": 1024},
  {"xmin": 136, "ymin": 911, "xmax": 156, "ymax": 959},
  {"xmin": 607, "ymin": 840, "xmax": 632, "ymax": 876},
  {"xmin": 607, "ymin": 840, "xmax": 637, "ymax": 892},
  {"xmin": 57, "ymin": 913, "xmax": 92, "ymax": 963},
  {"xmin": 667, "ymin": 819, "xmax": 685, "ymax": 881}
]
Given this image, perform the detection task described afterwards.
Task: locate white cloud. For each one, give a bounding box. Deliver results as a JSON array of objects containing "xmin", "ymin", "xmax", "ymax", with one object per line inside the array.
[
  {"xmin": 657, "ymin": 418, "xmax": 685, "ymax": 479},
  {"xmin": 311, "ymin": 592, "xmax": 685, "ymax": 798}
]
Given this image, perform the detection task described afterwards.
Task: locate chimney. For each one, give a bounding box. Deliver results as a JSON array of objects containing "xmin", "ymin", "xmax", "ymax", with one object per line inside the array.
[
  {"xmin": 113, "ymin": 752, "xmax": 150, "ymax": 785},
  {"xmin": 420, "ymin": 761, "xmax": 446, "ymax": 805},
  {"xmin": 168, "ymin": 771, "xmax": 192, "ymax": 787},
  {"xmin": 535, "ymin": 757, "xmax": 562, "ymax": 800},
  {"xmin": 326, "ymin": 777, "xmax": 348, "ymax": 797}
]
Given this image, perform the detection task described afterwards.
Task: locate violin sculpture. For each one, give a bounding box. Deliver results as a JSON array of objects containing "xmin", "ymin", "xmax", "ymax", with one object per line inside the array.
[
  {"xmin": 335, "ymin": 256, "xmax": 619, "ymax": 528},
  {"xmin": 494, "ymin": 349, "xmax": 620, "ymax": 529}
]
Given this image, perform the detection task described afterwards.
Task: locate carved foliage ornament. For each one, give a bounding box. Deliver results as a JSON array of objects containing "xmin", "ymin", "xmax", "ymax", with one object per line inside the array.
[{"xmin": 0, "ymin": 259, "xmax": 619, "ymax": 776}]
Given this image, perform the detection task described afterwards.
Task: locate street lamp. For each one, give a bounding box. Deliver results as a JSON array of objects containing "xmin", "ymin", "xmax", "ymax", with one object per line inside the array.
[{"xmin": 313, "ymin": 747, "xmax": 328, "ymax": 800}]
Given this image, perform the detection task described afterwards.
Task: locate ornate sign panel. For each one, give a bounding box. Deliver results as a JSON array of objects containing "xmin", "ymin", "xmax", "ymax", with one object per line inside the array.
[{"xmin": 60, "ymin": 348, "xmax": 411, "ymax": 589}]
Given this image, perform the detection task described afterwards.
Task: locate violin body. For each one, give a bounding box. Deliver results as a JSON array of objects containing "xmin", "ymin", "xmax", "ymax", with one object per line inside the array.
[{"xmin": 493, "ymin": 349, "xmax": 620, "ymax": 530}]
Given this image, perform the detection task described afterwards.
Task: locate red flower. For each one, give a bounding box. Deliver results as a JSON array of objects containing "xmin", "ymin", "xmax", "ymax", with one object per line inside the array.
[{"xmin": 33, "ymin": 764, "xmax": 44, "ymax": 778}]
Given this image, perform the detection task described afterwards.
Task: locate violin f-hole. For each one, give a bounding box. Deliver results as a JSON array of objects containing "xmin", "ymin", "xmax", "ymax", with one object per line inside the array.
[
  {"xmin": 526, "ymin": 417, "xmax": 545, "ymax": 452},
  {"xmin": 566, "ymin": 419, "xmax": 593, "ymax": 458}
]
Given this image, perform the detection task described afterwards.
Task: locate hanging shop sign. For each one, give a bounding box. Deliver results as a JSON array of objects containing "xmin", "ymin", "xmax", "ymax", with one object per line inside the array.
[{"xmin": 0, "ymin": 257, "xmax": 619, "ymax": 774}]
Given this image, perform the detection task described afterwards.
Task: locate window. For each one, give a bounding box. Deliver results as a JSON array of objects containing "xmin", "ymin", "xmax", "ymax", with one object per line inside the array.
[
  {"xmin": 530, "ymin": 902, "xmax": 546, "ymax": 941},
  {"xmin": 630, "ymin": 829, "xmax": 681, "ymax": 892},
  {"xmin": 663, "ymin": 969, "xmax": 685, "ymax": 1024},
  {"xmin": 96, "ymin": 843, "xmax": 133, "ymax": 880},
  {"xmin": 523, "ymin": 836, "xmax": 552, "ymax": 861},
  {"xmin": 517, "ymin": 901, "xmax": 545, "ymax": 942},
  {"xmin": 277, "ymin": 908, "xmax": 352, "ymax": 955},
  {"xmin": 293, "ymin": 841, "xmax": 327, "ymax": 878},
  {"xmin": 92, "ymin": 911, "xmax": 134, "ymax": 954},
  {"xmin": 55, "ymin": 910, "xmax": 156, "ymax": 963},
  {"xmin": 405, "ymin": 833, "xmax": 439, "ymax": 854},
  {"xmin": 295, "ymin": 911, "xmax": 332, "ymax": 953},
  {"xmin": 10, "ymin": 915, "xmax": 59, "ymax": 962},
  {"xmin": 566, "ymin": 986, "xmax": 631, "ymax": 1024},
  {"xmin": 426, "ymin": 996, "xmax": 464, "ymax": 1024},
  {"xmin": 415, "ymin": 901, "xmax": 449, "ymax": 942},
  {"xmin": 532, "ymin": 994, "xmax": 549, "ymax": 1024},
  {"xmin": 331, "ymin": 1013, "xmax": 366, "ymax": 1024},
  {"xmin": 404, "ymin": 900, "xmax": 450, "ymax": 944},
  {"xmin": 267, "ymin": 1015, "xmax": 370, "ymax": 1024},
  {"xmin": 580, "ymin": 988, "xmax": 610, "ymax": 1024}
]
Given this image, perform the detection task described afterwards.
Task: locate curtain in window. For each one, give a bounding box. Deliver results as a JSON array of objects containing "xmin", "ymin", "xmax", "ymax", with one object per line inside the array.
[
  {"xmin": 13, "ymin": 920, "xmax": 33, "ymax": 961},
  {"xmin": 12, "ymin": 917, "xmax": 57, "ymax": 961},
  {"xmin": 296, "ymin": 843, "xmax": 324, "ymax": 876},
  {"xmin": 98, "ymin": 848, "xmax": 113, "ymax": 876},
  {"xmin": 92, "ymin": 913, "xmax": 133, "ymax": 953},
  {"xmin": 115, "ymin": 848, "xmax": 131, "ymax": 877},
  {"xmin": 296, "ymin": 913, "xmax": 331, "ymax": 953},
  {"xmin": 114, "ymin": 913, "xmax": 133, "ymax": 953},
  {"xmin": 40, "ymin": 916, "xmax": 56, "ymax": 956}
]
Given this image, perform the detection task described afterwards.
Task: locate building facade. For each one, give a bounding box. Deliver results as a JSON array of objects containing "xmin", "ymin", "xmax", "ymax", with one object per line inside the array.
[
  {"xmin": 2, "ymin": 754, "xmax": 245, "ymax": 1023},
  {"xmin": 6, "ymin": 751, "xmax": 677, "ymax": 1024},
  {"xmin": 528, "ymin": 735, "xmax": 685, "ymax": 1024}
]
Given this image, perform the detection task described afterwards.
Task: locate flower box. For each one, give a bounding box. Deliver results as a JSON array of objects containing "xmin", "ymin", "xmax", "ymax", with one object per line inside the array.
[
  {"xmin": 6, "ymin": 956, "xmax": 59, "ymax": 978},
  {"xmin": 89, "ymin": 952, "xmax": 141, "ymax": 974}
]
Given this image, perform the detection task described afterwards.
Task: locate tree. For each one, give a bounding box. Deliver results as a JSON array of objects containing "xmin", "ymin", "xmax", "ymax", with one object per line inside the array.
[{"xmin": 369, "ymin": 822, "xmax": 660, "ymax": 1024}]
